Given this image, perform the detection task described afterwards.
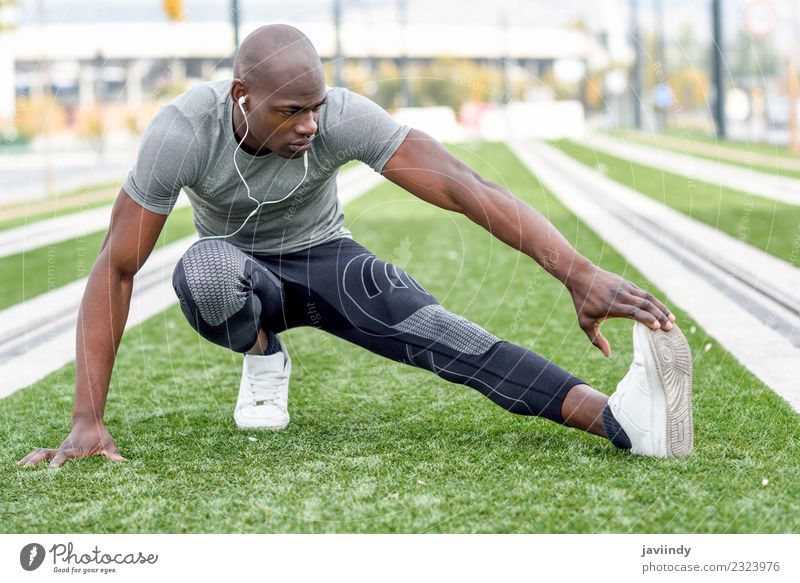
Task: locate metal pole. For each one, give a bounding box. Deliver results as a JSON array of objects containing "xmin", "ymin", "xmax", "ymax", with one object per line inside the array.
[
  {"xmin": 231, "ymin": 0, "xmax": 240, "ymax": 54},
  {"xmin": 789, "ymin": 59, "xmax": 799, "ymax": 152},
  {"xmin": 790, "ymin": 0, "xmax": 800, "ymax": 152},
  {"xmin": 629, "ymin": 0, "xmax": 643, "ymax": 129},
  {"xmin": 712, "ymin": 0, "xmax": 726, "ymax": 138},
  {"xmin": 398, "ymin": 0, "xmax": 410, "ymax": 107},
  {"xmin": 655, "ymin": 0, "xmax": 666, "ymax": 68},
  {"xmin": 37, "ymin": 0, "xmax": 54, "ymax": 197},
  {"xmin": 500, "ymin": 7, "xmax": 510, "ymax": 104},
  {"xmin": 333, "ymin": 0, "xmax": 343, "ymax": 87},
  {"xmin": 655, "ymin": 0, "xmax": 667, "ymax": 130}
]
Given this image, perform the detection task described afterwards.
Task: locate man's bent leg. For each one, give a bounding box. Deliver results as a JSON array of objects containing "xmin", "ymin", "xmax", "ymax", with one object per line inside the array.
[
  {"xmin": 172, "ymin": 240, "xmax": 297, "ymax": 431},
  {"xmin": 171, "ymin": 239, "xmax": 287, "ymax": 352},
  {"xmin": 246, "ymin": 326, "xmax": 271, "ymax": 355}
]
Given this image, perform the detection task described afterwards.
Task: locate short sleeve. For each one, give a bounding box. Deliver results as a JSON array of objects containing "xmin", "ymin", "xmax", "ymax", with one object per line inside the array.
[
  {"xmin": 319, "ymin": 88, "xmax": 412, "ymax": 173},
  {"xmin": 122, "ymin": 104, "xmax": 201, "ymax": 215}
]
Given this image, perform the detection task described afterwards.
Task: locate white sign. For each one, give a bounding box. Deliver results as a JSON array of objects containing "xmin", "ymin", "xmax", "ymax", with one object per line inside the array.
[
  {"xmin": 553, "ymin": 59, "xmax": 586, "ymax": 85},
  {"xmin": 726, "ymin": 88, "xmax": 751, "ymax": 121},
  {"xmin": 744, "ymin": 0, "xmax": 777, "ymax": 38},
  {"xmin": 604, "ymin": 69, "xmax": 628, "ymax": 96}
]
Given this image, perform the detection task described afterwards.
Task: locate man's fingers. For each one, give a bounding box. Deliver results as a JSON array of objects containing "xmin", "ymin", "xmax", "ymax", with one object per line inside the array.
[
  {"xmin": 584, "ymin": 322, "xmax": 612, "ymax": 358},
  {"xmin": 593, "ymin": 329, "xmax": 612, "ymax": 358},
  {"xmin": 19, "ymin": 447, "xmax": 123, "ymax": 468},
  {"xmin": 49, "ymin": 450, "xmax": 73, "ymax": 468},
  {"xmin": 18, "ymin": 448, "xmax": 57, "ymax": 467},
  {"xmin": 624, "ymin": 304, "xmax": 662, "ymax": 329},
  {"xmin": 634, "ymin": 298, "xmax": 670, "ymax": 328},
  {"xmin": 103, "ymin": 447, "xmax": 126, "ymax": 462},
  {"xmin": 17, "ymin": 447, "xmax": 49, "ymax": 466},
  {"xmin": 629, "ymin": 289, "xmax": 675, "ymax": 326}
]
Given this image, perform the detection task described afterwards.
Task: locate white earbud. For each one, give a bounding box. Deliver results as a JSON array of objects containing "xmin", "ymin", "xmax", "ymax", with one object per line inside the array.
[{"xmin": 238, "ymin": 95, "xmax": 246, "ymax": 107}]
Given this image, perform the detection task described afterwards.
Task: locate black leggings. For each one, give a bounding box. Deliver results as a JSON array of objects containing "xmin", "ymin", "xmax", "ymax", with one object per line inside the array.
[{"xmin": 172, "ymin": 236, "xmax": 586, "ymax": 425}]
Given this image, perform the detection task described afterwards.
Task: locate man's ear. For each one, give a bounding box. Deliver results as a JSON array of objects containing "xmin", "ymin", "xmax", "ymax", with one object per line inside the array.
[{"xmin": 231, "ymin": 78, "xmax": 247, "ymax": 104}]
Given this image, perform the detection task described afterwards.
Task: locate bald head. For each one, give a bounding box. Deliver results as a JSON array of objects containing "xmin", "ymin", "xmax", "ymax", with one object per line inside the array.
[
  {"xmin": 229, "ymin": 25, "xmax": 327, "ymax": 159},
  {"xmin": 234, "ymin": 24, "xmax": 325, "ymax": 96}
]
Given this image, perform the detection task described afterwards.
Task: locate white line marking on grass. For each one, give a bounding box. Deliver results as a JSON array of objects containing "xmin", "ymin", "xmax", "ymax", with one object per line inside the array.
[
  {"xmin": 622, "ymin": 130, "xmax": 800, "ymax": 173},
  {"xmin": 510, "ymin": 140, "xmax": 800, "ymax": 413},
  {"xmin": 579, "ymin": 133, "xmax": 800, "ymax": 207},
  {"xmin": 0, "ymin": 165, "xmax": 382, "ymax": 398},
  {"xmin": 0, "ymin": 194, "xmax": 191, "ymax": 259},
  {"xmin": 0, "ymin": 238, "xmax": 195, "ymax": 397}
]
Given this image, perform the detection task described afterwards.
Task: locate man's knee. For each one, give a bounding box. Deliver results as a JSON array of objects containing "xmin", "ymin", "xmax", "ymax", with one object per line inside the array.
[
  {"xmin": 337, "ymin": 252, "xmax": 502, "ymax": 355},
  {"xmin": 172, "ymin": 239, "xmax": 252, "ymax": 326}
]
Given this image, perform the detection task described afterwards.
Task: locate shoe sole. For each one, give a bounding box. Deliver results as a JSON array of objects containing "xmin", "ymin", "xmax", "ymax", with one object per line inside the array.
[
  {"xmin": 642, "ymin": 323, "xmax": 693, "ymax": 457},
  {"xmin": 235, "ymin": 420, "xmax": 290, "ymax": 431}
]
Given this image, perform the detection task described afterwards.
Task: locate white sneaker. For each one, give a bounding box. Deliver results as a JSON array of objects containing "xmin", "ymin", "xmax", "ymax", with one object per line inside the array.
[
  {"xmin": 608, "ymin": 321, "xmax": 693, "ymax": 458},
  {"xmin": 234, "ymin": 336, "xmax": 291, "ymax": 431}
]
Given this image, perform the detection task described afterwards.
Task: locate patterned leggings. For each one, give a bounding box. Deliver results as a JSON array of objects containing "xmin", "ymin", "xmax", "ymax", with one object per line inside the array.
[{"xmin": 171, "ymin": 236, "xmax": 586, "ymax": 424}]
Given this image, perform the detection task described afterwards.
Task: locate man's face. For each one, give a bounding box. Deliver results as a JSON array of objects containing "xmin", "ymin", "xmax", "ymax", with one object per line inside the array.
[{"xmin": 244, "ymin": 81, "xmax": 328, "ymax": 159}]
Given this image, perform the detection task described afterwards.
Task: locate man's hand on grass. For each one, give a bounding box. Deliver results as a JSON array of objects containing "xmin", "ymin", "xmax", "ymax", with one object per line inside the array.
[
  {"xmin": 17, "ymin": 420, "xmax": 125, "ymax": 468},
  {"xmin": 567, "ymin": 264, "xmax": 676, "ymax": 357}
]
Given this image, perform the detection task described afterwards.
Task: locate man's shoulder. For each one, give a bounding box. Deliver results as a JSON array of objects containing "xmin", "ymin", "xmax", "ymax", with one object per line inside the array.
[
  {"xmin": 171, "ymin": 79, "xmax": 231, "ymax": 124},
  {"xmin": 320, "ymin": 87, "xmax": 386, "ymax": 130},
  {"xmin": 321, "ymin": 86, "xmax": 345, "ymax": 119}
]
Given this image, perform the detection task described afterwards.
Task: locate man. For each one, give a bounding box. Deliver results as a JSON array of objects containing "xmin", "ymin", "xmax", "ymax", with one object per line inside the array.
[{"xmin": 19, "ymin": 24, "xmax": 692, "ymax": 469}]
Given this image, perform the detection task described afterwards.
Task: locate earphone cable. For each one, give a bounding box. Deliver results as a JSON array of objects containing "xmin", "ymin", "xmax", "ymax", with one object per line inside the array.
[{"xmin": 197, "ymin": 97, "xmax": 309, "ymax": 242}]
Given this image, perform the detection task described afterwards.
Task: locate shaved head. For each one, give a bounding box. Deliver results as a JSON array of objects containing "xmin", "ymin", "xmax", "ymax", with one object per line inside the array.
[
  {"xmin": 230, "ymin": 24, "xmax": 328, "ymax": 159},
  {"xmin": 234, "ymin": 24, "xmax": 325, "ymax": 96}
]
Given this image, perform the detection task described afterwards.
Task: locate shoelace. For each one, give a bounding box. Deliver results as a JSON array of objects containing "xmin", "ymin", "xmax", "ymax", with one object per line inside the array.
[{"xmin": 247, "ymin": 370, "xmax": 289, "ymax": 408}]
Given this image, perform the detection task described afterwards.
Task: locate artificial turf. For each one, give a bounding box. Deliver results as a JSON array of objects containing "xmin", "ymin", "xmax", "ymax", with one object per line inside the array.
[
  {"xmin": 554, "ymin": 140, "xmax": 800, "ymax": 268},
  {"xmin": 0, "ymin": 204, "xmax": 197, "ymax": 310},
  {"xmin": 0, "ymin": 182, "xmax": 120, "ymax": 232},
  {"xmin": 2, "ymin": 142, "xmax": 798, "ymax": 533},
  {"xmin": 658, "ymin": 129, "xmax": 800, "ymax": 160},
  {"xmin": 615, "ymin": 130, "xmax": 800, "ymax": 180}
]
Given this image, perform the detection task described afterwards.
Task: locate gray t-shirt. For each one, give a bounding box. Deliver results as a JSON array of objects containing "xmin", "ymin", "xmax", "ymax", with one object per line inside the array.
[{"xmin": 123, "ymin": 79, "xmax": 411, "ymax": 255}]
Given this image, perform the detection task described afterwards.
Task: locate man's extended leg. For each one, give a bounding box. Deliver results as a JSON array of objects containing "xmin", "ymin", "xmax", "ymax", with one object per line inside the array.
[
  {"xmin": 258, "ymin": 237, "xmax": 610, "ymax": 433},
  {"xmin": 561, "ymin": 384, "xmax": 608, "ymax": 436}
]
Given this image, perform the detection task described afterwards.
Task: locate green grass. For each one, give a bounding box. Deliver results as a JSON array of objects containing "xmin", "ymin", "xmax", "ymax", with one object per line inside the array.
[
  {"xmin": 0, "ymin": 205, "xmax": 197, "ymax": 310},
  {"xmin": 0, "ymin": 182, "xmax": 119, "ymax": 232},
  {"xmin": 0, "ymin": 197, "xmax": 114, "ymax": 232},
  {"xmin": 555, "ymin": 140, "xmax": 800, "ymax": 268},
  {"xmin": 660, "ymin": 128, "xmax": 800, "ymax": 159},
  {"xmin": 2, "ymin": 142, "xmax": 798, "ymax": 533},
  {"xmin": 617, "ymin": 130, "xmax": 800, "ymax": 180}
]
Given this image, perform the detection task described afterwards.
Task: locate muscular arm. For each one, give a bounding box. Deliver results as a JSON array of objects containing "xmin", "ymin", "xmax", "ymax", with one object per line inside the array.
[
  {"xmin": 381, "ymin": 129, "xmax": 675, "ymax": 356},
  {"xmin": 382, "ymin": 130, "xmax": 591, "ymax": 284},
  {"xmin": 19, "ymin": 189, "xmax": 168, "ymax": 467},
  {"xmin": 74, "ymin": 189, "xmax": 168, "ymax": 423}
]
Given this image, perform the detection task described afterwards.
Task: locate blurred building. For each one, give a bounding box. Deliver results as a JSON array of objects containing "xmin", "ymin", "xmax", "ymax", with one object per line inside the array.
[{"xmin": 2, "ymin": 20, "xmax": 609, "ymax": 124}]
